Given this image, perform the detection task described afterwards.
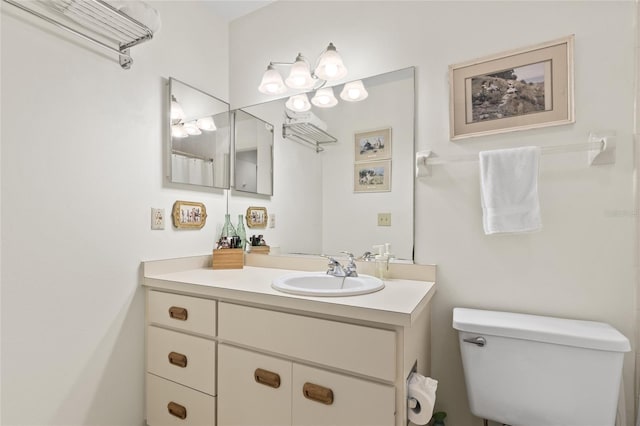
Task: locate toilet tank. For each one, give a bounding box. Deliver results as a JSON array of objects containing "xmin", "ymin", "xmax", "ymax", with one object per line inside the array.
[{"xmin": 453, "ymin": 308, "xmax": 630, "ymax": 426}]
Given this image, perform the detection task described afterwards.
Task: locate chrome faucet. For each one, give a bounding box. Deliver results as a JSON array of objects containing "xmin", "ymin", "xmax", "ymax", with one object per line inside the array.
[{"xmin": 323, "ymin": 252, "xmax": 358, "ymax": 277}]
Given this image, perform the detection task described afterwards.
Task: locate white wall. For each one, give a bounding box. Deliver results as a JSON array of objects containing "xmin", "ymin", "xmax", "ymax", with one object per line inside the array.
[
  {"xmin": 230, "ymin": 1, "xmax": 637, "ymax": 424},
  {"xmin": 1, "ymin": 1, "xmax": 229, "ymax": 424}
]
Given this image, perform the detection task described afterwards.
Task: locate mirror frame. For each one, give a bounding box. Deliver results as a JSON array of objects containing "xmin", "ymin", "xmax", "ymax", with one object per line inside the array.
[
  {"xmin": 232, "ymin": 108, "xmax": 274, "ymax": 196},
  {"xmin": 167, "ymin": 77, "xmax": 231, "ymax": 189}
]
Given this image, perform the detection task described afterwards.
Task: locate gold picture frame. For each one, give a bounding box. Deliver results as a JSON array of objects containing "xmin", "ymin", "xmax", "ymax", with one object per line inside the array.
[
  {"xmin": 449, "ymin": 35, "xmax": 574, "ymax": 140},
  {"xmin": 354, "ymin": 127, "xmax": 392, "ymax": 161},
  {"xmin": 172, "ymin": 200, "xmax": 207, "ymax": 229},
  {"xmin": 354, "ymin": 160, "xmax": 391, "ymax": 193},
  {"xmin": 246, "ymin": 206, "xmax": 268, "ymax": 228}
]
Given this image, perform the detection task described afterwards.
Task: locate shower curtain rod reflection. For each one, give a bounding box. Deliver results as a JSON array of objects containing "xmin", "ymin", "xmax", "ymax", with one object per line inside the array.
[{"xmin": 172, "ymin": 149, "xmax": 213, "ymax": 162}]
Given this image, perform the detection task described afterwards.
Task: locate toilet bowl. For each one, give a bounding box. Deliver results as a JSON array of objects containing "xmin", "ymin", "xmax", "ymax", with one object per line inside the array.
[{"xmin": 453, "ymin": 307, "xmax": 630, "ymax": 426}]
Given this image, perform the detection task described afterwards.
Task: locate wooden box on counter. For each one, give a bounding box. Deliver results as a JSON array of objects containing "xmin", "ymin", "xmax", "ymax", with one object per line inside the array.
[
  {"xmin": 248, "ymin": 245, "xmax": 270, "ymax": 254},
  {"xmin": 212, "ymin": 248, "xmax": 244, "ymax": 269}
]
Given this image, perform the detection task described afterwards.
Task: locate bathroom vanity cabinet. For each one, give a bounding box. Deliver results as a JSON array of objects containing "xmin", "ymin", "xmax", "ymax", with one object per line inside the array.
[{"xmin": 143, "ymin": 255, "xmax": 436, "ymax": 426}]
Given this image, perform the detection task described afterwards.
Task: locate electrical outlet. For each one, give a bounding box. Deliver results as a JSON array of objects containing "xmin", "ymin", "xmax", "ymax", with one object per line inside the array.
[
  {"xmin": 151, "ymin": 208, "xmax": 165, "ymax": 230},
  {"xmin": 377, "ymin": 213, "xmax": 391, "ymax": 227},
  {"xmin": 269, "ymin": 213, "xmax": 276, "ymax": 228}
]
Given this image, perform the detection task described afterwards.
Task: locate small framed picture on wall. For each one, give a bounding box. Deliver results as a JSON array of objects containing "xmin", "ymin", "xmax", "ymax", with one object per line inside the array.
[
  {"xmin": 354, "ymin": 127, "xmax": 392, "ymax": 162},
  {"xmin": 354, "ymin": 160, "xmax": 391, "ymax": 193}
]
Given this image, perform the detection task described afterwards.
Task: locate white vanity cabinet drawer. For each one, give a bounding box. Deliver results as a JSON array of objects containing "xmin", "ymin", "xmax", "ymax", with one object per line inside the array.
[
  {"xmin": 218, "ymin": 302, "xmax": 396, "ymax": 381},
  {"xmin": 147, "ymin": 326, "xmax": 216, "ymax": 396},
  {"xmin": 148, "ymin": 290, "xmax": 216, "ymax": 337},
  {"xmin": 291, "ymin": 364, "xmax": 395, "ymax": 426},
  {"xmin": 218, "ymin": 344, "xmax": 292, "ymax": 426},
  {"xmin": 146, "ymin": 373, "xmax": 215, "ymax": 426}
]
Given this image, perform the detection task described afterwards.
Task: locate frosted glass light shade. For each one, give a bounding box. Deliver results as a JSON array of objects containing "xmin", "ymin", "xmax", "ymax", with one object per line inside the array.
[
  {"xmin": 196, "ymin": 116, "xmax": 217, "ymax": 131},
  {"xmin": 171, "ymin": 124, "xmax": 188, "ymax": 138},
  {"xmin": 184, "ymin": 121, "xmax": 202, "ymax": 135},
  {"xmin": 314, "ymin": 43, "xmax": 347, "ymax": 81},
  {"xmin": 285, "ymin": 54, "xmax": 315, "ymax": 89},
  {"xmin": 285, "ymin": 94, "xmax": 311, "ymax": 112},
  {"xmin": 171, "ymin": 96, "xmax": 185, "ymax": 121},
  {"xmin": 340, "ymin": 80, "xmax": 368, "ymax": 102},
  {"xmin": 258, "ymin": 65, "xmax": 286, "ymax": 95},
  {"xmin": 311, "ymin": 87, "xmax": 338, "ymax": 108}
]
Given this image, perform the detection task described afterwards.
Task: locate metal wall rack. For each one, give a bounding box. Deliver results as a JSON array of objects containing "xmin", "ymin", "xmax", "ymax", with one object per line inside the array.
[
  {"xmin": 282, "ymin": 122, "xmax": 338, "ymax": 153},
  {"xmin": 3, "ymin": 0, "xmax": 154, "ymax": 69}
]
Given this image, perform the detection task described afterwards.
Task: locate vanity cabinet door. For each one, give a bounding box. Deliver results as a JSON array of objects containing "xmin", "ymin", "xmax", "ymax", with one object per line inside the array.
[
  {"xmin": 291, "ymin": 364, "xmax": 396, "ymax": 426},
  {"xmin": 218, "ymin": 344, "xmax": 292, "ymax": 426}
]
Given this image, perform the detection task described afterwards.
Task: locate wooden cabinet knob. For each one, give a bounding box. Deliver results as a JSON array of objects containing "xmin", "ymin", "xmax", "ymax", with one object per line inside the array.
[
  {"xmin": 254, "ymin": 368, "xmax": 281, "ymax": 388},
  {"xmin": 169, "ymin": 306, "xmax": 188, "ymax": 321},
  {"xmin": 303, "ymin": 382, "xmax": 334, "ymax": 405},
  {"xmin": 167, "ymin": 401, "xmax": 187, "ymax": 419},
  {"xmin": 168, "ymin": 351, "xmax": 188, "ymax": 368}
]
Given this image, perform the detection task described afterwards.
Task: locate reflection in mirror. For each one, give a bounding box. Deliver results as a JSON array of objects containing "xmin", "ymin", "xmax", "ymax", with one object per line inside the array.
[
  {"xmin": 168, "ymin": 78, "xmax": 230, "ymax": 189},
  {"xmin": 233, "ymin": 110, "xmax": 274, "ymax": 195},
  {"xmin": 240, "ymin": 67, "xmax": 415, "ymax": 261}
]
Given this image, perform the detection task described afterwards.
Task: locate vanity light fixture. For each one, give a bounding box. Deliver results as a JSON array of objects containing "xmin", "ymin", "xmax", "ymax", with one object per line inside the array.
[
  {"xmin": 183, "ymin": 121, "xmax": 202, "ymax": 136},
  {"xmin": 340, "ymin": 80, "xmax": 368, "ymax": 102},
  {"xmin": 314, "ymin": 43, "xmax": 348, "ymax": 81},
  {"xmin": 171, "ymin": 95, "xmax": 185, "ymax": 123},
  {"xmin": 311, "ymin": 87, "xmax": 338, "ymax": 108},
  {"xmin": 285, "ymin": 54, "xmax": 316, "ymax": 90},
  {"xmin": 196, "ymin": 116, "xmax": 217, "ymax": 131},
  {"xmin": 171, "ymin": 124, "xmax": 188, "ymax": 138},
  {"xmin": 258, "ymin": 43, "xmax": 347, "ymax": 95},
  {"xmin": 259, "ymin": 43, "xmax": 367, "ymax": 111},
  {"xmin": 258, "ymin": 64, "xmax": 287, "ymax": 95},
  {"xmin": 285, "ymin": 93, "xmax": 312, "ymax": 112}
]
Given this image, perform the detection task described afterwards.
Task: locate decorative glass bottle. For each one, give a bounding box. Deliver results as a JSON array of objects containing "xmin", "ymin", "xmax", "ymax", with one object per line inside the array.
[
  {"xmin": 236, "ymin": 214, "xmax": 247, "ymax": 250},
  {"xmin": 219, "ymin": 214, "xmax": 238, "ymax": 248}
]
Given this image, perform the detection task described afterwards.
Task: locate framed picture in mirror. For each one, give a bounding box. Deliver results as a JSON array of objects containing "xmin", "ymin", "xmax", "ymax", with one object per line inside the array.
[
  {"xmin": 354, "ymin": 128, "xmax": 392, "ymax": 161},
  {"xmin": 354, "ymin": 160, "xmax": 391, "ymax": 193},
  {"xmin": 172, "ymin": 200, "xmax": 207, "ymax": 229},
  {"xmin": 246, "ymin": 206, "xmax": 268, "ymax": 228}
]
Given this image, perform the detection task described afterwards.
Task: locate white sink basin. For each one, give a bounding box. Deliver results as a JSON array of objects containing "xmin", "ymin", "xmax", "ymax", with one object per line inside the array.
[{"xmin": 271, "ymin": 272, "xmax": 384, "ymax": 297}]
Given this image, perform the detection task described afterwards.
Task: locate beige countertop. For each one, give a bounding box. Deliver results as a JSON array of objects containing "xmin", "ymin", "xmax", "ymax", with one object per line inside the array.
[{"xmin": 143, "ymin": 255, "xmax": 436, "ymax": 327}]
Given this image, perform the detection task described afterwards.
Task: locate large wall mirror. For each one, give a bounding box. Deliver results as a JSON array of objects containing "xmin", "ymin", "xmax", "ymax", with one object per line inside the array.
[
  {"xmin": 233, "ymin": 109, "xmax": 274, "ymax": 195},
  {"xmin": 236, "ymin": 67, "xmax": 415, "ymax": 261},
  {"xmin": 168, "ymin": 78, "xmax": 231, "ymax": 189}
]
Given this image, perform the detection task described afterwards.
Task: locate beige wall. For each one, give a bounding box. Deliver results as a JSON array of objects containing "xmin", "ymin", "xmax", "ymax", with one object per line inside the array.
[
  {"xmin": 231, "ymin": 1, "xmax": 637, "ymax": 424},
  {"xmin": 1, "ymin": 2, "xmax": 229, "ymax": 424}
]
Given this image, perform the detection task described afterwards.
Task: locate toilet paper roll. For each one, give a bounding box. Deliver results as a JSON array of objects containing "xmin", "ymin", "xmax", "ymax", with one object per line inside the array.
[{"xmin": 407, "ymin": 373, "xmax": 438, "ymax": 425}]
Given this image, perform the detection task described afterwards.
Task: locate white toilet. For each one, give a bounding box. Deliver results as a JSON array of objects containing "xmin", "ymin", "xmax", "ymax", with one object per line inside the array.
[{"xmin": 453, "ymin": 307, "xmax": 630, "ymax": 426}]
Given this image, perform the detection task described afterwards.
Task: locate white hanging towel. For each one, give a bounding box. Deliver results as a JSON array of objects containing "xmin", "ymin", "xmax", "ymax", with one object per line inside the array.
[{"xmin": 479, "ymin": 146, "xmax": 542, "ymax": 235}]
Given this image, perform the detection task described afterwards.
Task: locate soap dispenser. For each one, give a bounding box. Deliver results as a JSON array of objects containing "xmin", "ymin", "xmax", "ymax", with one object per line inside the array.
[{"xmin": 372, "ymin": 244, "xmax": 387, "ymax": 279}]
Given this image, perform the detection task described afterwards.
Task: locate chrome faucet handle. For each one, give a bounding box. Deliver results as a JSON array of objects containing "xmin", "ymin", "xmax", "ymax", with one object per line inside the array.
[
  {"xmin": 321, "ymin": 254, "xmax": 345, "ymax": 276},
  {"xmin": 321, "ymin": 254, "xmax": 340, "ymax": 265},
  {"xmin": 359, "ymin": 251, "xmax": 375, "ymax": 261},
  {"xmin": 340, "ymin": 251, "xmax": 355, "ymax": 264},
  {"xmin": 340, "ymin": 251, "xmax": 358, "ymax": 277}
]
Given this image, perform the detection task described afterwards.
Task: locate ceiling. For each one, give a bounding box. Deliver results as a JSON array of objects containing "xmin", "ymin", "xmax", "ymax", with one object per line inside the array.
[{"xmin": 204, "ymin": 1, "xmax": 275, "ymax": 22}]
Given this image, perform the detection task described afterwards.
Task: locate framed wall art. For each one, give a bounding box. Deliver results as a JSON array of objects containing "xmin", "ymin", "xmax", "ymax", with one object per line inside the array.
[
  {"xmin": 354, "ymin": 127, "xmax": 392, "ymax": 161},
  {"xmin": 246, "ymin": 206, "xmax": 268, "ymax": 228},
  {"xmin": 354, "ymin": 160, "xmax": 391, "ymax": 193},
  {"xmin": 449, "ymin": 35, "xmax": 574, "ymax": 140},
  {"xmin": 172, "ymin": 200, "xmax": 207, "ymax": 229}
]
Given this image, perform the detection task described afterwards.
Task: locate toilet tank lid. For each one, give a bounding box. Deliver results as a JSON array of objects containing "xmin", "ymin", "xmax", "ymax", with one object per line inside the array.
[{"xmin": 452, "ymin": 308, "xmax": 630, "ymax": 352}]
